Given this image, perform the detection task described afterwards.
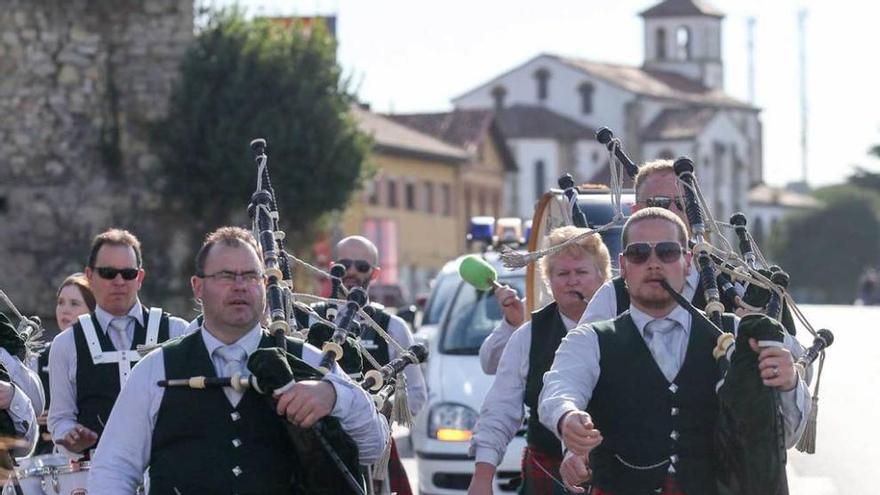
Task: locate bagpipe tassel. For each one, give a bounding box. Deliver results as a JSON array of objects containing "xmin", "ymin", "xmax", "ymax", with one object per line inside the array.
[
  {"xmin": 795, "ymin": 394, "xmax": 819, "ymax": 454},
  {"xmin": 391, "ymin": 373, "xmax": 414, "ymax": 429},
  {"xmin": 372, "ymin": 436, "xmax": 392, "ymax": 481}
]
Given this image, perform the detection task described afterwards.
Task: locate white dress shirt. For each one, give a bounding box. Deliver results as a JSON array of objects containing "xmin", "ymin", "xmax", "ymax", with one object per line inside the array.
[
  {"xmin": 470, "ymin": 311, "xmax": 579, "ymax": 466},
  {"xmin": 539, "ymin": 305, "xmax": 811, "ymax": 450},
  {"xmin": 579, "ymin": 266, "xmax": 700, "ymax": 326},
  {"xmin": 47, "ymin": 300, "xmax": 190, "ymax": 444},
  {"xmin": 0, "ymin": 347, "xmax": 41, "ymax": 457},
  {"xmin": 478, "ymin": 317, "xmax": 518, "ymax": 375},
  {"xmin": 88, "ymin": 323, "xmax": 390, "ymax": 493}
]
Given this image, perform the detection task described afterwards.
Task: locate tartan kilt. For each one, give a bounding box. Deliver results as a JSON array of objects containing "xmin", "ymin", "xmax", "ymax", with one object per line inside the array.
[
  {"xmin": 591, "ymin": 476, "xmax": 687, "ymax": 495},
  {"xmin": 518, "ymin": 446, "xmax": 566, "ymax": 495},
  {"xmin": 387, "ymin": 438, "xmax": 413, "ymax": 495}
]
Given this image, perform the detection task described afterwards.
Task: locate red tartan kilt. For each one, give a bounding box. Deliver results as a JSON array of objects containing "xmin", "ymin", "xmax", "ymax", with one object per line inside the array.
[
  {"xmin": 387, "ymin": 438, "xmax": 413, "ymax": 495},
  {"xmin": 520, "ymin": 446, "xmax": 565, "ymax": 495},
  {"xmin": 591, "ymin": 476, "xmax": 686, "ymax": 495}
]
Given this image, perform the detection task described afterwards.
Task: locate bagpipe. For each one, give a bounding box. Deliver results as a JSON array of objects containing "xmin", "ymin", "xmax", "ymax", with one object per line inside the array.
[
  {"xmin": 159, "ymin": 138, "xmax": 426, "ymax": 494},
  {"xmin": 497, "ymin": 126, "xmax": 834, "ymax": 493}
]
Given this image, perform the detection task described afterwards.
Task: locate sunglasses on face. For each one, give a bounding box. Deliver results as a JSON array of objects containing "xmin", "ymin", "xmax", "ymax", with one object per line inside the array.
[
  {"xmin": 95, "ymin": 267, "xmax": 140, "ymax": 280},
  {"xmin": 622, "ymin": 242, "xmax": 684, "ymax": 265},
  {"xmin": 337, "ymin": 259, "xmax": 373, "ymax": 273},
  {"xmin": 199, "ymin": 270, "xmax": 265, "ymax": 285},
  {"xmin": 642, "ymin": 195, "xmax": 684, "ymax": 211}
]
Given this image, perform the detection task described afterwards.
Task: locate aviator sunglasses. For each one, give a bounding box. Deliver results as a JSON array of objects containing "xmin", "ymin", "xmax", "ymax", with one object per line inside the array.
[
  {"xmin": 337, "ymin": 258, "xmax": 374, "ymax": 273},
  {"xmin": 622, "ymin": 242, "xmax": 684, "ymax": 264},
  {"xmin": 642, "ymin": 195, "xmax": 684, "ymax": 211},
  {"xmin": 94, "ymin": 267, "xmax": 140, "ymax": 280}
]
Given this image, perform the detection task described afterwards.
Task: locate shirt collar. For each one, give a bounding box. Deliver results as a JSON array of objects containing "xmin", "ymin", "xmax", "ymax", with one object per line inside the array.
[
  {"xmin": 559, "ymin": 311, "xmax": 580, "ymax": 331},
  {"xmin": 94, "ymin": 299, "xmax": 144, "ymax": 332},
  {"xmin": 200, "ymin": 322, "xmax": 264, "ymax": 357},
  {"xmin": 629, "ymin": 304, "xmax": 691, "ymax": 339}
]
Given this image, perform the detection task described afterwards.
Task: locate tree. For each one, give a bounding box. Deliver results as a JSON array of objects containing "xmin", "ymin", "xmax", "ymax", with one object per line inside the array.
[
  {"xmin": 769, "ymin": 186, "xmax": 880, "ymax": 303},
  {"xmin": 154, "ymin": 9, "xmax": 370, "ymax": 245}
]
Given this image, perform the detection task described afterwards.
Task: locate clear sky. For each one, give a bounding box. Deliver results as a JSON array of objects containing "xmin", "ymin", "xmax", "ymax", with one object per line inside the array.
[{"xmin": 210, "ymin": 0, "xmax": 880, "ymax": 187}]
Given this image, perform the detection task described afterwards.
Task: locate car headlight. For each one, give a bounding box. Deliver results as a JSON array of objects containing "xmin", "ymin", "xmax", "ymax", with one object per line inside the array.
[{"xmin": 428, "ymin": 403, "xmax": 478, "ymax": 442}]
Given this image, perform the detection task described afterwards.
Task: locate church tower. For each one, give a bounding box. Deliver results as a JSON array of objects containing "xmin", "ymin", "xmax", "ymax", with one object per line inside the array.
[{"xmin": 641, "ymin": 0, "xmax": 725, "ymax": 90}]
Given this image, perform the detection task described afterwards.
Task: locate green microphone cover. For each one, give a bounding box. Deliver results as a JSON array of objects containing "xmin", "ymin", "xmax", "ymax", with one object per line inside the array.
[{"xmin": 459, "ymin": 254, "xmax": 498, "ymax": 291}]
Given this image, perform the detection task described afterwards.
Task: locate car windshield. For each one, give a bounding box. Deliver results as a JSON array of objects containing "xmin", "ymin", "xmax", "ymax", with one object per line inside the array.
[
  {"xmin": 422, "ymin": 272, "xmax": 460, "ymax": 326},
  {"xmin": 440, "ymin": 276, "xmax": 526, "ymax": 355}
]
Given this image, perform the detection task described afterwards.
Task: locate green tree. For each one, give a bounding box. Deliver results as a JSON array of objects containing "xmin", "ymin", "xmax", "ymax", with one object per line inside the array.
[
  {"xmin": 154, "ymin": 9, "xmax": 370, "ymax": 243},
  {"xmin": 769, "ymin": 185, "xmax": 880, "ymax": 303}
]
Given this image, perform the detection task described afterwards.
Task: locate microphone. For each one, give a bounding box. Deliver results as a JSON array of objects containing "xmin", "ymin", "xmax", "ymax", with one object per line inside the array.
[{"xmin": 459, "ymin": 255, "xmax": 503, "ymax": 291}]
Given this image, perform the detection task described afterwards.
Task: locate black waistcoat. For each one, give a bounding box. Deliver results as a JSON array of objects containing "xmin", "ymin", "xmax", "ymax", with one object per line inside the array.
[
  {"xmin": 150, "ymin": 330, "xmax": 305, "ymax": 495},
  {"xmin": 613, "ymin": 276, "xmax": 710, "ymax": 315},
  {"xmin": 588, "ymin": 312, "xmax": 735, "ymax": 495},
  {"xmin": 296, "ymin": 302, "xmax": 392, "ymax": 371},
  {"xmin": 72, "ymin": 309, "xmax": 170, "ymax": 439},
  {"xmin": 523, "ymin": 302, "xmax": 567, "ymax": 456}
]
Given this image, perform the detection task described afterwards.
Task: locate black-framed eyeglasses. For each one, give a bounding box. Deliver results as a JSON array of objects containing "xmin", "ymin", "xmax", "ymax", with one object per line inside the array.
[
  {"xmin": 337, "ymin": 259, "xmax": 373, "ymax": 274},
  {"xmin": 622, "ymin": 242, "xmax": 684, "ymax": 265},
  {"xmin": 95, "ymin": 267, "xmax": 140, "ymax": 281},
  {"xmin": 641, "ymin": 195, "xmax": 684, "ymax": 211},
  {"xmin": 199, "ymin": 270, "xmax": 265, "ymax": 285}
]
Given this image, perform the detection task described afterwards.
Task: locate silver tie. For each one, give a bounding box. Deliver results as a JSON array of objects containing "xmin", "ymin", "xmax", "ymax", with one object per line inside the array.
[
  {"xmin": 644, "ymin": 318, "xmax": 680, "ymax": 382},
  {"xmin": 214, "ymin": 344, "xmax": 248, "ymax": 406},
  {"xmin": 108, "ymin": 317, "xmax": 132, "ymax": 351}
]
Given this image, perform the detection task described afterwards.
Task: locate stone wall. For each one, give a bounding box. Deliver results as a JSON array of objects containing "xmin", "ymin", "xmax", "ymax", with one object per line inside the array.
[{"xmin": 0, "ymin": 0, "xmax": 194, "ymax": 322}]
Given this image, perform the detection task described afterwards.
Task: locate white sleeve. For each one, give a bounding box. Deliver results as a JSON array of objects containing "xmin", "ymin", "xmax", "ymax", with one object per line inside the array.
[
  {"xmin": 478, "ymin": 319, "xmax": 517, "ymax": 375},
  {"xmin": 779, "ymin": 332, "xmax": 812, "ymax": 448},
  {"xmin": 301, "ymin": 343, "xmax": 390, "ymax": 464},
  {"xmin": 47, "ymin": 329, "xmax": 79, "ymax": 442},
  {"xmin": 89, "ymin": 349, "xmax": 165, "ymax": 493},
  {"xmin": 0, "ymin": 349, "xmax": 44, "ymax": 416},
  {"xmin": 168, "ymin": 316, "xmax": 195, "ymax": 338},
  {"xmin": 386, "ymin": 315, "xmax": 427, "ymax": 417},
  {"xmin": 538, "ymin": 324, "xmax": 602, "ymax": 439},
  {"xmin": 579, "ymin": 281, "xmax": 618, "ymax": 325},
  {"xmin": 470, "ymin": 323, "xmax": 530, "ymax": 466},
  {"xmin": 7, "ymin": 383, "xmax": 37, "ymax": 457}
]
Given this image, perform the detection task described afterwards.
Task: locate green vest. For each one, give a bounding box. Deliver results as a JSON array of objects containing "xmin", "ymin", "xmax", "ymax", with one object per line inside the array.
[{"xmin": 523, "ymin": 302, "xmax": 567, "ymax": 456}]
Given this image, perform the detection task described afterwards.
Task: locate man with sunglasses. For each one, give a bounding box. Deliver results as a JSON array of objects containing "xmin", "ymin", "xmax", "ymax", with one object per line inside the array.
[
  {"xmin": 48, "ymin": 228, "xmax": 189, "ymax": 456},
  {"xmin": 579, "ymin": 160, "xmax": 736, "ymax": 326},
  {"xmin": 539, "ymin": 208, "xmax": 810, "ymax": 495}
]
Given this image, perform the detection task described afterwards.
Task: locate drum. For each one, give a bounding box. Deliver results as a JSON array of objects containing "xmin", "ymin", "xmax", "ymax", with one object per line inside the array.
[{"xmin": 3, "ymin": 455, "xmax": 88, "ymax": 495}]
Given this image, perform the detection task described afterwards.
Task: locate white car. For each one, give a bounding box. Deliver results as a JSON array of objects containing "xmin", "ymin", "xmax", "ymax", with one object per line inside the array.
[{"xmin": 412, "ymin": 251, "xmax": 526, "ymax": 494}]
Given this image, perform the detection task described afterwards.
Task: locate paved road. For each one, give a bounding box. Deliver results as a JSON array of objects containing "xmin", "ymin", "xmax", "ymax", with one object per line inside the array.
[{"xmin": 398, "ymin": 304, "xmax": 875, "ymax": 494}]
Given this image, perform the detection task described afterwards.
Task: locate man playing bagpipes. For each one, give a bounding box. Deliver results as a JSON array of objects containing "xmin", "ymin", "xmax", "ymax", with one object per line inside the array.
[
  {"xmin": 89, "ymin": 227, "xmax": 389, "ymax": 493},
  {"xmin": 294, "ymin": 235, "xmax": 426, "ymax": 495},
  {"xmin": 539, "ymin": 208, "xmax": 810, "ymax": 495},
  {"xmin": 468, "ymin": 226, "xmax": 612, "ymax": 495},
  {"xmin": 47, "ymin": 229, "xmax": 190, "ymax": 456},
  {"xmin": 0, "ymin": 311, "xmax": 41, "ymax": 459}
]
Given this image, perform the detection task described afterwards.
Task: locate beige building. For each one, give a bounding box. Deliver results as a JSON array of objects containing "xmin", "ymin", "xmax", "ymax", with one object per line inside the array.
[{"xmin": 343, "ymin": 105, "xmax": 469, "ymax": 301}]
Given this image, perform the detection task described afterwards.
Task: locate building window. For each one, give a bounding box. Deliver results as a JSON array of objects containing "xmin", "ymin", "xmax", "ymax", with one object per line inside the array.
[
  {"xmin": 424, "ymin": 181, "xmax": 435, "ymax": 213},
  {"xmin": 464, "ymin": 186, "xmax": 472, "ymax": 219},
  {"xmin": 676, "ymin": 26, "xmax": 691, "ymax": 60},
  {"xmin": 405, "ymin": 182, "xmax": 416, "ymax": 211},
  {"xmin": 491, "ymin": 86, "xmax": 507, "ymax": 109},
  {"xmin": 656, "ymin": 28, "xmax": 667, "ymax": 60},
  {"xmin": 366, "ymin": 179, "xmax": 379, "ymax": 205},
  {"xmin": 441, "ymin": 184, "xmax": 452, "ymax": 216},
  {"xmin": 534, "ymin": 68, "xmax": 550, "ymax": 102},
  {"xmin": 478, "ymin": 189, "xmax": 487, "ymax": 215},
  {"xmin": 492, "ymin": 192, "xmax": 500, "ymax": 218},
  {"xmin": 578, "ymin": 82, "xmax": 594, "ymax": 114},
  {"xmin": 387, "ymin": 178, "xmax": 398, "ymax": 208},
  {"xmin": 534, "ymin": 160, "xmax": 546, "ymax": 202}
]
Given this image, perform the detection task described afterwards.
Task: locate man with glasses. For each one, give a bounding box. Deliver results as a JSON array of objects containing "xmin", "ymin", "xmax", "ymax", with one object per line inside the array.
[
  {"xmin": 48, "ymin": 228, "xmax": 189, "ymax": 455},
  {"xmin": 89, "ymin": 227, "xmax": 388, "ymax": 492},
  {"xmin": 538, "ymin": 208, "xmax": 809, "ymax": 494},
  {"xmin": 580, "ymin": 160, "xmax": 736, "ymax": 325}
]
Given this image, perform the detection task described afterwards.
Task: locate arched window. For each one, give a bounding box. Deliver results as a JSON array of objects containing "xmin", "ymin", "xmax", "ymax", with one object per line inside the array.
[
  {"xmin": 676, "ymin": 26, "xmax": 691, "ymax": 60},
  {"xmin": 491, "ymin": 86, "xmax": 507, "ymax": 110},
  {"xmin": 534, "ymin": 160, "xmax": 546, "ymax": 202},
  {"xmin": 534, "ymin": 68, "xmax": 550, "ymax": 102},
  {"xmin": 578, "ymin": 82, "xmax": 594, "ymax": 114},
  {"xmin": 656, "ymin": 27, "xmax": 667, "ymax": 60}
]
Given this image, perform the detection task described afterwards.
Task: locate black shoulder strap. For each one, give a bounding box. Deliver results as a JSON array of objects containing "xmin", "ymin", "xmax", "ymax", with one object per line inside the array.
[{"xmin": 612, "ymin": 277, "xmax": 630, "ymax": 316}]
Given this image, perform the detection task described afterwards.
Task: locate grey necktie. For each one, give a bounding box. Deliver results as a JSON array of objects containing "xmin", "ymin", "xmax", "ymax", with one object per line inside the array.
[
  {"xmin": 108, "ymin": 317, "xmax": 132, "ymax": 351},
  {"xmin": 644, "ymin": 318, "xmax": 680, "ymax": 382},
  {"xmin": 214, "ymin": 344, "xmax": 248, "ymax": 405}
]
